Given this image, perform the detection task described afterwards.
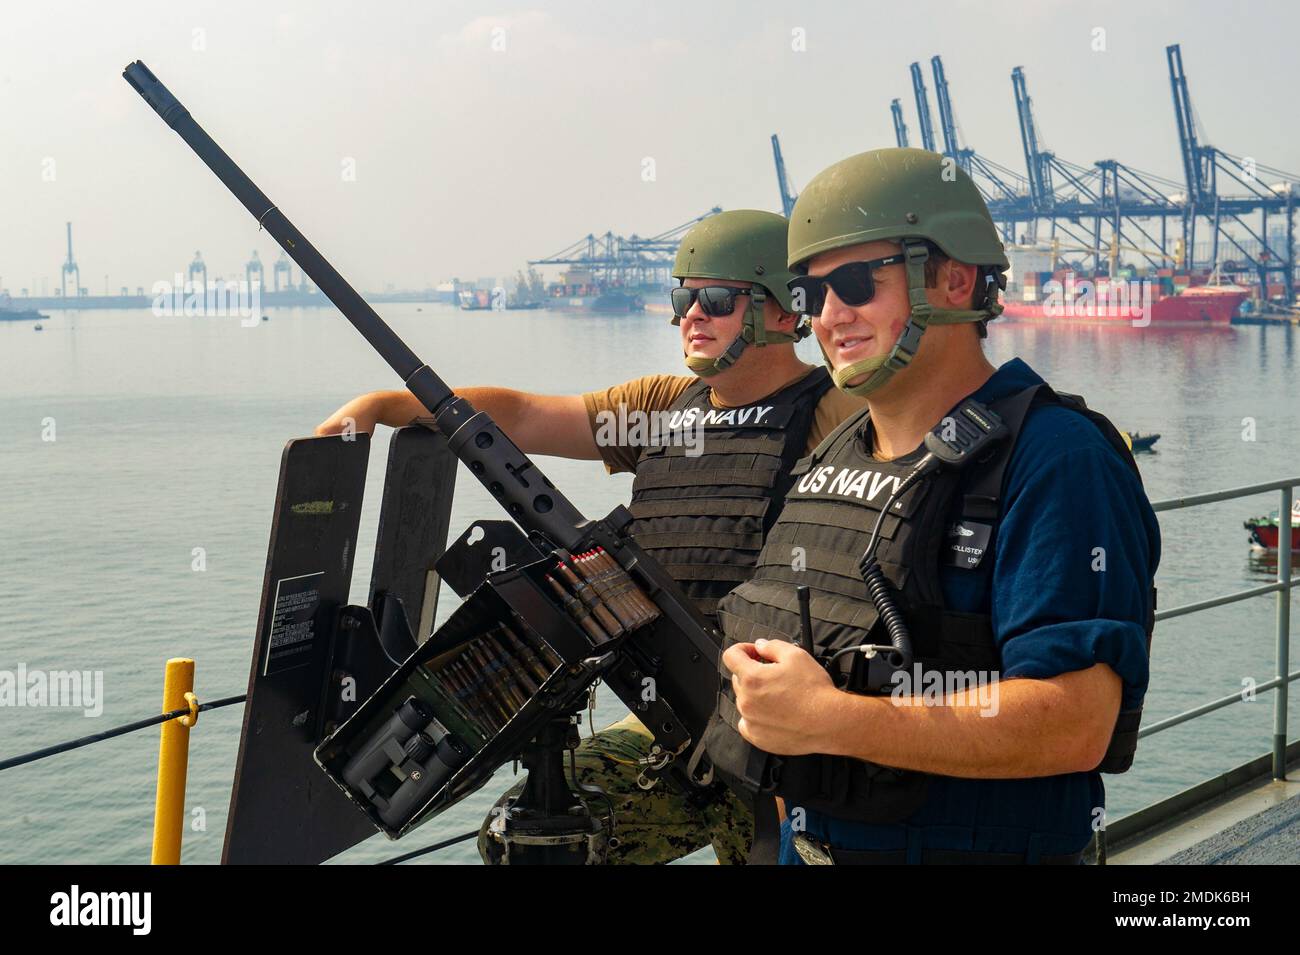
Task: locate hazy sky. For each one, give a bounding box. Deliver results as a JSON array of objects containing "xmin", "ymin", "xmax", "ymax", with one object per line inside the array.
[{"xmin": 3, "ymin": 0, "xmax": 1297, "ymax": 294}]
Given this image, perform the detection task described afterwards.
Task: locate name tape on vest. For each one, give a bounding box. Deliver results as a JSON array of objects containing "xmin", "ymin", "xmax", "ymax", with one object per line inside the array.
[
  {"xmin": 794, "ymin": 464, "xmax": 906, "ymax": 507},
  {"xmin": 678, "ymin": 404, "xmax": 794, "ymax": 430}
]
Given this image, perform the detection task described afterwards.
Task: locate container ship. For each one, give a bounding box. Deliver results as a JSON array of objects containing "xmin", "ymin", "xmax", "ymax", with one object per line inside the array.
[
  {"xmin": 538, "ymin": 264, "xmax": 650, "ymax": 313},
  {"xmin": 543, "ymin": 282, "xmax": 646, "ymax": 313},
  {"xmin": 0, "ymin": 293, "xmax": 47, "ymax": 322},
  {"xmin": 552, "ymin": 288, "xmax": 645, "ymax": 313},
  {"xmin": 1000, "ymin": 243, "xmax": 1252, "ymax": 325},
  {"xmin": 458, "ymin": 288, "xmax": 545, "ymax": 311},
  {"xmin": 1001, "ymin": 274, "xmax": 1250, "ymax": 325}
]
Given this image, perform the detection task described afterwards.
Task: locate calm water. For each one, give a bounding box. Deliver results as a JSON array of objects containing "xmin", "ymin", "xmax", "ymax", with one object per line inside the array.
[{"xmin": 1, "ymin": 303, "xmax": 1296, "ymax": 864}]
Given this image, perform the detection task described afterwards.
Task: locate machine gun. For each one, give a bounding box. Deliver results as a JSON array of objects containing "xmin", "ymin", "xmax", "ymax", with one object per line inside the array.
[{"xmin": 124, "ymin": 61, "xmax": 723, "ymax": 862}]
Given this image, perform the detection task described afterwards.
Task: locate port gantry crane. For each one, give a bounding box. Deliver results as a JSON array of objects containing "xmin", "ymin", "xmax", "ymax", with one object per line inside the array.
[
  {"xmin": 1009, "ymin": 64, "xmax": 1185, "ymax": 275},
  {"xmin": 187, "ymin": 250, "xmax": 207, "ymax": 291},
  {"xmin": 245, "ymin": 250, "xmax": 264, "ymax": 290},
  {"xmin": 771, "ymin": 134, "xmax": 797, "ymax": 217},
  {"xmin": 1166, "ymin": 43, "xmax": 1295, "ymax": 306},
  {"xmin": 930, "ymin": 55, "xmax": 973, "ymax": 175},
  {"xmin": 890, "ymin": 99, "xmax": 909, "ymax": 148},
  {"xmin": 272, "ymin": 251, "xmax": 293, "ymax": 293},
  {"xmin": 914, "ymin": 57, "xmax": 1031, "ymax": 242},
  {"xmin": 909, "ymin": 61, "xmax": 937, "ymax": 153},
  {"xmin": 60, "ymin": 222, "xmax": 81, "ymax": 298},
  {"xmin": 886, "ymin": 47, "xmax": 1296, "ymax": 305},
  {"xmin": 528, "ymin": 208, "xmax": 722, "ymax": 291}
]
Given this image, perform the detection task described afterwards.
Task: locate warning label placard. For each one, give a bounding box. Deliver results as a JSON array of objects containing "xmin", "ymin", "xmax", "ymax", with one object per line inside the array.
[{"xmin": 263, "ymin": 572, "xmax": 325, "ymax": 676}]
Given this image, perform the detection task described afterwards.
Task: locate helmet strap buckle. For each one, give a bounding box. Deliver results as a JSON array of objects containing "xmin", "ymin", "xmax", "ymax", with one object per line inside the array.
[{"xmin": 891, "ymin": 320, "xmax": 925, "ymax": 367}]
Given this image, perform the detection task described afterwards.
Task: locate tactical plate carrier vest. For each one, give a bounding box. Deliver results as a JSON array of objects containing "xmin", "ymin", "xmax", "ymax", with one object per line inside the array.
[
  {"xmin": 627, "ymin": 367, "xmax": 834, "ymax": 623},
  {"xmin": 701, "ymin": 382, "xmax": 1154, "ymax": 823}
]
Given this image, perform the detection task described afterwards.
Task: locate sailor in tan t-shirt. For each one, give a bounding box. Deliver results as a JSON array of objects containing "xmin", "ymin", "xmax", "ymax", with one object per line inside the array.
[{"xmin": 316, "ymin": 210, "xmax": 865, "ymax": 865}]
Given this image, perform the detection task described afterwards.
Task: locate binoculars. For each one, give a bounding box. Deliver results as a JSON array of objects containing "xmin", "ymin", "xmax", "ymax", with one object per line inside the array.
[{"xmin": 340, "ymin": 696, "xmax": 473, "ymax": 828}]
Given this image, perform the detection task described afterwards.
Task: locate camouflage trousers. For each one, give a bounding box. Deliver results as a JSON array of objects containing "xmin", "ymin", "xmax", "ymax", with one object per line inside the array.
[{"xmin": 476, "ymin": 713, "xmax": 753, "ymax": 864}]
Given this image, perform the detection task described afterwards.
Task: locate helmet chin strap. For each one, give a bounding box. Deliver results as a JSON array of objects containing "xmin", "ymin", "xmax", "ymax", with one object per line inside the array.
[
  {"xmin": 680, "ymin": 287, "xmax": 807, "ymax": 377},
  {"xmin": 829, "ymin": 240, "xmax": 1003, "ymax": 397}
]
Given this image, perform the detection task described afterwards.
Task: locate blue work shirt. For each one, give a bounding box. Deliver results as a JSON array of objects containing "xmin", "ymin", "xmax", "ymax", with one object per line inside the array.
[{"xmin": 781, "ymin": 356, "xmax": 1161, "ymax": 864}]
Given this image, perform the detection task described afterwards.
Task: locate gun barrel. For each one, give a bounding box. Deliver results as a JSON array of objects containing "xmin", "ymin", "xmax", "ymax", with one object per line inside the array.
[{"xmin": 122, "ymin": 60, "xmax": 588, "ymax": 550}]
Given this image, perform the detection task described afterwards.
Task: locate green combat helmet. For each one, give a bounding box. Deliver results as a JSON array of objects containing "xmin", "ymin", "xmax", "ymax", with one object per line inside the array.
[
  {"xmin": 787, "ymin": 147, "xmax": 1009, "ymax": 396},
  {"xmin": 672, "ymin": 209, "xmax": 808, "ymax": 377}
]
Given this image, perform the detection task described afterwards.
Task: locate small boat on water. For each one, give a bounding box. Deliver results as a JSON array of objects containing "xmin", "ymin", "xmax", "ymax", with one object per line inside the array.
[
  {"xmin": 1128, "ymin": 431, "xmax": 1160, "ymax": 452},
  {"xmin": 1244, "ymin": 499, "xmax": 1300, "ymax": 552}
]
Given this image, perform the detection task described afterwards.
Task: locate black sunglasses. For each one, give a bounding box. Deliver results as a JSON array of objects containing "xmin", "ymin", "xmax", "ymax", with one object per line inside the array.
[
  {"xmin": 787, "ymin": 254, "xmax": 906, "ymax": 316},
  {"xmin": 670, "ymin": 285, "xmax": 752, "ymax": 319}
]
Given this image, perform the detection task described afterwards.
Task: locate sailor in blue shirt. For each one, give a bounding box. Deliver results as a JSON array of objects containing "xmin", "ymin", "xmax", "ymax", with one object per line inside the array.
[
  {"xmin": 713, "ymin": 147, "xmax": 1160, "ymax": 864},
  {"xmin": 773, "ymin": 356, "xmax": 1159, "ymax": 863}
]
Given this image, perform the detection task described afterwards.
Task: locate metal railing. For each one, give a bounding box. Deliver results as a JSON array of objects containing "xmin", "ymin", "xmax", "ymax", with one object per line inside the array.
[{"xmin": 1144, "ymin": 477, "xmax": 1296, "ymax": 781}]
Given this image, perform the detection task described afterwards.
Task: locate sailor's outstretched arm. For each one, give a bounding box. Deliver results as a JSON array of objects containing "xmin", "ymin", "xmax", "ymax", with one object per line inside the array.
[{"xmin": 316, "ymin": 387, "xmax": 600, "ymax": 460}]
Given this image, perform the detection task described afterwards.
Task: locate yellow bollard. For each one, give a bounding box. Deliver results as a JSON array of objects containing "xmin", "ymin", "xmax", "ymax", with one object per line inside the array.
[{"xmin": 151, "ymin": 658, "xmax": 195, "ymax": 865}]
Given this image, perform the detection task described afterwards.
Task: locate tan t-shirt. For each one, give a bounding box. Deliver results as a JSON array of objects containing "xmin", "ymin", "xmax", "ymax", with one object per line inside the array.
[{"xmin": 581, "ymin": 365, "xmax": 868, "ymax": 474}]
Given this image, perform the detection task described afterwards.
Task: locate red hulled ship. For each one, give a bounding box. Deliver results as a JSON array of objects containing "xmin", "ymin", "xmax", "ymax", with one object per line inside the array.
[
  {"xmin": 1244, "ymin": 499, "xmax": 1300, "ymax": 552},
  {"xmin": 1001, "ymin": 281, "xmax": 1250, "ymax": 325}
]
